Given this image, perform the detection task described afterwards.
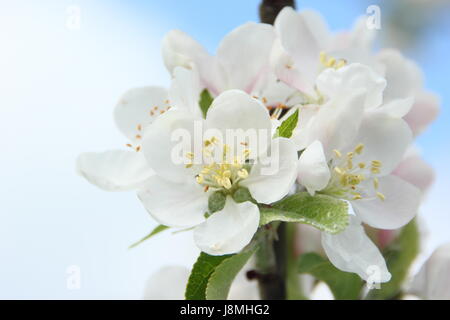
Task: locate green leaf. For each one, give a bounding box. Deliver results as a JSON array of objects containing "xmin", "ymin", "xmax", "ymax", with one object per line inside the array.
[
  {"xmin": 128, "ymin": 225, "xmax": 169, "ymax": 249},
  {"xmin": 298, "ymin": 252, "xmax": 364, "ymax": 300},
  {"xmin": 259, "ymin": 192, "xmax": 349, "ymax": 234},
  {"xmin": 199, "ymin": 89, "xmax": 214, "ymax": 118},
  {"xmin": 366, "ymin": 219, "xmax": 420, "ymax": 300},
  {"xmin": 206, "ymin": 246, "xmax": 258, "ymax": 300},
  {"xmin": 185, "ymin": 252, "xmax": 232, "ymax": 300},
  {"xmin": 275, "ymin": 109, "xmax": 299, "ymax": 138}
]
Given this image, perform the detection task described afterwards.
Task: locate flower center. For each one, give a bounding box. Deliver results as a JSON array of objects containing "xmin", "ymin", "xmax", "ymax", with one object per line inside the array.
[
  {"xmin": 185, "ymin": 137, "xmax": 251, "ymax": 192},
  {"xmin": 319, "ymin": 51, "xmax": 347, "ymax": 70},
  {"xmin": 325, "ymin": 143, "xmax": 385, "ymax": 201}
]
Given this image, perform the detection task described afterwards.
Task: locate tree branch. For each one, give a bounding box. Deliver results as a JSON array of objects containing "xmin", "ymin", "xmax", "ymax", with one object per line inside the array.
[{"xmin": 259, "ymin": 0, "xmax": 296, "ymax": 25}]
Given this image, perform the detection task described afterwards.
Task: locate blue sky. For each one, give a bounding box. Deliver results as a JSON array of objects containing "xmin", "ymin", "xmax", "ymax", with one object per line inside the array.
[{"xmin": 0, "ymin": 0, "xmax": 448, "ymax": 299}]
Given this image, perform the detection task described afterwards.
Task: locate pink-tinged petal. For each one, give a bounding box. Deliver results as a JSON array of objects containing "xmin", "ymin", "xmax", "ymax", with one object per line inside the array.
[
  {"xmin": 272, "ymin": 7, "xmax": 327, "ymax": 95},
  {"xmin": 270, "ymin": 38, "xmax": 314, "ymax": 95},
  {"xmin": 162, "ymin": 29, "xmax": 220, "ymax": 93},
  {"xmin": 162, "ymin": 29, "xmax": 211, "ymax": 74},
  {"xmin": 351, "ymin": 175, "xmax": 421, "ymax": 230},
  {"xmin": 403, "ymin": 91, "xmax": 440, "ymax": 136},
  {"xmin": 217, "ymin": 22, "xmax": 275, "ymax": 93},
  {"xmin": 76, "ymin": 150, "xmax": 153, "ymax": 191},
  {"xmin": 194, "ymin": 198, "xmax": 259, "ymax": 255},
  {"xmin": 409, "ymin": 243, "xmax": 450, "ymax": 300},
  {"xmin": 393, "ymin": 154, "xmax": 435, "ymax": 193},
  {"xmin": 137, "ymin": 175, "xmax": 207, "ymax": 228},
  {"xmin": 114, "ymin": 86, "xmax": 168, "ymax": 143}
]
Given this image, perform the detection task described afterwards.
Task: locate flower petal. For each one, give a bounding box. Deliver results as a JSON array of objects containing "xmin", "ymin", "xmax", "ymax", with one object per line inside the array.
[
  {"xmin": 194, "ymin": 197, "xmax": 259, "ymax": 255},
  {"xmin": 404, "ymin": 91, "xmax": 440, "ymax": 136},
  {"xmin": 217, "ymin": 22, "xmax": 275, "ymax": 92},
  {"xmin": 272, "ymin": 7, "xmax": 327, "ymax": 94},
  {"xmin": 241, "ymin": 137, "xmax": 298, "ymax": 204},
  {"xmin": 393, "ymin": 154, "xmax": 434, "ymax": 193},
  {"xmin": 321, "ymin": 216, "xmax": 391, "ymax": 282},
  {"xmin": 205, "ymin": 90, "xmax": 272, "ymax": 158},
  {"xmin": 348, "ymin": 113, "xmax": 412, "ymax": 176},
  {"xmin": 162, "ymin": 29, "xmax": 211, "ymax": 75},
  {"xmin": 297, "ymin": 140, "xmax": 330, "ymax": 195},
  {"xmin": 316, "ymin": 63, "xmax": 386, "ymax": 110},
  {"xmin": 76, "ymin": 150, "xmax": 153, "ymax": 191},
  {"xmin": 409, "ymin": 242, "xmax": 450, "ymax": 300},
  {"xmin": 142, "ymin": 109, "xmax": 201, "ymax": 183},
  {"xmin": 169, "ymin": 66, "xmax": 202, "ymax": 118},
  {"xmin": 137, "ymin": 175, "xmax": 207, "ymax": 228},
  {"xmin": 114, "ymin": 86, "xmax": 168, "ymax": 143},
  {"xmin": 351, "ymin": 175, "xmax": 421, "ymax": 229},
  {"xmin": 144, "ymin": 266, "xmax": 190, "ymax": 300},
  {"xmin": 375, "ymin": 96, "xmax": 414, "ymax": 118},
  {"xmin": 376, "ymin": 49, "xmax": 422, "ymax": 103},
  {"xmin": 305, "ymin": 89, "xmax": 366, "ymax": 157}
]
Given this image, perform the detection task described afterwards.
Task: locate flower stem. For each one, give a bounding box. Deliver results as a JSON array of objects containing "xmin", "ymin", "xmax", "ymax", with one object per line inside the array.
[
  {"xmin": 259, "ymin": 0, "xmax": 296, "ymax": 24},
  {"xmin": 255, "ymin": 223, "xmax": 287, "ymax": 299}
]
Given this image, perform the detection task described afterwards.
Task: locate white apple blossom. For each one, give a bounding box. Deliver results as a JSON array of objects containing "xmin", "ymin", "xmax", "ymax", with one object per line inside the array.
[
  {"xmin": 76, "ymin": 66, "xmax": 206, "ymax": 192},
  {"xmin": 137, "ymin": 90, "xmax": 298, "ymax": 255},
  {"xmin": 162, "ymin": 21, "xmax": 299, "ymax": 111},
  {"xmin": 272, "ymin": 7, "xmax": 439, "ymax": 136},
  {"xmin": 76, "ymin": 87, "xmax": 167, "ymax": 191},
  {"xmin": 296, "ymin": 87, "xmax": 421, "ymax": 281}
]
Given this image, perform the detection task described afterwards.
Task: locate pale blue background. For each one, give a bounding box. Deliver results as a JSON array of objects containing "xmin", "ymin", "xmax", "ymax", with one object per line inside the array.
[{"xmin": 0, "ymin": 0, "xmax": 448, "ymax": 299}]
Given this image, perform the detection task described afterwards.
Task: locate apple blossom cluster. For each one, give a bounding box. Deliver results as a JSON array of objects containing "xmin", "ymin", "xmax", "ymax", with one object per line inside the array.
[{"xmin": 77, "ymin": 7, "xmax": 438, "ymax": 288}]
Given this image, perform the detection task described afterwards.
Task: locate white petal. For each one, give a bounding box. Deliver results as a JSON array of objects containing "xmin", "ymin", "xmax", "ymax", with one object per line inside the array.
[
  {"xmin": 162, "ymin": 29, "xmax": 211, "ymax": 75},
  {"xmin": 272, "ymin": 7, "xmax": 326, "ymax": 94},
  {"xmin": 143, "ymin": 266, "xmax": 190, "ymax": 300},
  {"xmin": 217, "ymin": 22, "xmax": 275, "ymax": 92},
  {"xmin": 316, "ymin": 63, "xmax": 386, "ymax": 110},
  {"xmin": 351, "ymin": 175, "xmax": 421, "ymax": 229},
  {"xmin": 76, "ymin": 150, "xmax": 153, "ymax": 191},
  {"xmin": 241, "ymin": 138, "xmax": 298, "ymax": 204},
  {"xmin": 137, "ymin": 175, "xmax": 207, "ymax": 228},
  {"xmin": 205, "ymin": 90, "xmax": 272, "ymax": 159},
  {"xmin": 321, "ymin": 216, "xmax": 391, "ymax": 282},
  {"xmin": 290, "ymin": 104, "xmax": 320, "ymax": 150},
  {"xmin": 297, "ymin": 140, "xmax": 330, "ymax": 195},
  {"xmin": 270, "ymin": 38, "xmax": 313, "ymax": 95},
  {"xmin": 376, "ymin": 49, "xmax": 422, "ymax": 103},
  {"xmin": 114, "ymin": 86, "xmax": 168, "ymax": 143},
  {"xmin": 375, "ymin": 96, "xmax": 414, "ymax": 118},
  {"xmin": 142, "ymin": 109, "xmax": 201, "ymax": 183},
  {"xmin": 169, "ymin": 66, "xmax": 202, "ymax": 118},
  {"xmin": 305, "ymin": 89, "xmax": 366, "ymax": 157},
  {"xmin": 404, "ymin": 91, "xmax": 440, "ymax": 136},
  {"xmin": 409, "ymin": 243, "xmax": 450, "ymax": 300},
  {"xmin": 348, "ymin": 113, "xmax": 412, "ymax": 175},
  {"xmin": 194, "ymin": 198, "xmax": 259, "ymax": 255}
]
